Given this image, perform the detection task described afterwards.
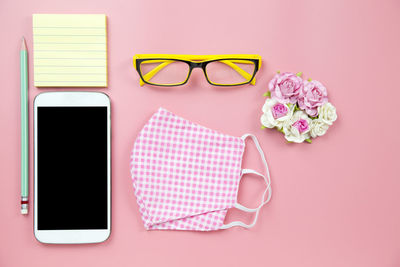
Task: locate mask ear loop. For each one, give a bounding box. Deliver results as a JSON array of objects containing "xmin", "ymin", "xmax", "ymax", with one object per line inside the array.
[{"xmin": 220, "ymin": 134, "xmax": 272, "ymax": 229}]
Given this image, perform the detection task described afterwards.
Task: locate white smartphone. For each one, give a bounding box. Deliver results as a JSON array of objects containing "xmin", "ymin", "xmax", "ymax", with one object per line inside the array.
[{"xmin": 34, "ymin": 92, "xmax": 111, "ymax": 244}]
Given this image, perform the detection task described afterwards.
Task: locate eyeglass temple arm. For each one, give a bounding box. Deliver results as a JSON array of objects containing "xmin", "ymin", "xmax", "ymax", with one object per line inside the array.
[
  {"xmin": 138, "ymin": 60, "xmax": 256, "ymax": 86},
  {"xmin": 139, "ymin": 61, "xmax": 174, "ymax": 86},
  {"xmin": 219, "ymin": 60, "xmax": 256, "ymax": 85}
]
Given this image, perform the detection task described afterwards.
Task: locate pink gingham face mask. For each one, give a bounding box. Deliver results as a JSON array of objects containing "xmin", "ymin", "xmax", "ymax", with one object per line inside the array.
[{"xmin": 130, "ymin": 108, "xmax": 271, "ymax": 231}]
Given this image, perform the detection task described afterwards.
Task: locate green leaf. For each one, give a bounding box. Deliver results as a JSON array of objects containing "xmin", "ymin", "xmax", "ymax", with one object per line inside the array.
[
  {"xmin": 277, "ymin": 70, "xmax": 281, "ymax": 74},
  {"xmin": 307, "ymin": 78, "xmax": 312, "ymax": 82},
  {"xmin": 263, "ymin": 91, "xmax": 271, "ymax": 97},
  {"xmin": 261, "ymin": 125, "xmax": 266, "ymax": 129},
  {"xmin": 305, "ymin": 138, "xmax": 312, "ymax": 144},
  {"xmin": 296, "ymin": 72, "xmax": 303, "ymax": 77}
]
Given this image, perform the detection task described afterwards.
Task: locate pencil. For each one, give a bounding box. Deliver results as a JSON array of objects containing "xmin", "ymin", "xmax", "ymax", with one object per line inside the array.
[{"xmin": 20, "ymin": 37, "xmax": 29, "ymax": 215}]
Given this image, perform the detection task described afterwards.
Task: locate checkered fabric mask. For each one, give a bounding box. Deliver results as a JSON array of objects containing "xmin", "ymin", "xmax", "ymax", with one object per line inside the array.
[{"xmin": 130, "ymin": 108, "xmax": 272, "ymax": 231}]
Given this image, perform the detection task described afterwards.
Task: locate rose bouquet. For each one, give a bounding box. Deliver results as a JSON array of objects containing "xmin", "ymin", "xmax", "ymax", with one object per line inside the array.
[{"xmin": 261, "ymin": 71, "xmax": 337, "ymax": 143}]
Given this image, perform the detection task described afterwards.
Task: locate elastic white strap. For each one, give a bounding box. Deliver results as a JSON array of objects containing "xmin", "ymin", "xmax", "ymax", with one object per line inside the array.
[{"xmin": 220, "ymin": 134, "xmax": 272, "ymax": 229}]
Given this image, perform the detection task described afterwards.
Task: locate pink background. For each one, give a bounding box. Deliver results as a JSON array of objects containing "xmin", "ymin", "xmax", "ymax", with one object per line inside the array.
[{"xmin": 1, "ymin": 0, "xmax": 400, "ymax": 266}]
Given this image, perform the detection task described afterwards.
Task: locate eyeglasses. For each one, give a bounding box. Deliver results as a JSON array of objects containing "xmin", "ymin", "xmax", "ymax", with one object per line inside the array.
[{"xmin": 133, "ymin": 54, "xmax": 261, "ymax": 87}]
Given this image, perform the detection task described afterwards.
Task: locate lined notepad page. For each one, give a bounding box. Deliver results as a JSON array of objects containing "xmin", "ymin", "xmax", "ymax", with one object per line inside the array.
[{"xmin": 33, "ymin": 14, "xmax": 108, "ymax": 87}]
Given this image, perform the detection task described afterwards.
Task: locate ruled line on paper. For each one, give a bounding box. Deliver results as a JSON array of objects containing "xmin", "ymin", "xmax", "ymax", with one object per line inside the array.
[
  {"xmin": 34, "ymin": 34, "xmax": 106, "ymax": 37},
  {"xmin": 34, "ymin": 42, "xmax": 107, "ymax": 44},
  {"xmin": 33, "ymin": 26, "xmax": 105, "ymax": 29},
  {"xmin": 34, "ymin": 58, "xmax": 106, "ymax": 60},
  {"xmin": 35, "ymin": 73, "xmax": 107, "ymax": 75},
  {"xmin": 34, "ymin": 65, "xmax": 106, "ymax": 67},
  {"xmin": 35, "ymin": 50, "xmax": 106, "ymax": 52},
  {"xmin": 35, "ymin": 81, "xmax": 107, "ymax": 82}
]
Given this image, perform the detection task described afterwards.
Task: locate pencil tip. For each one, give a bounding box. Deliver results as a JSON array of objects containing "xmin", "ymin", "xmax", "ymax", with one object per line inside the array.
[{"xmin": 21, "ymin": 37, "xmax": 27, "ymax": 51}]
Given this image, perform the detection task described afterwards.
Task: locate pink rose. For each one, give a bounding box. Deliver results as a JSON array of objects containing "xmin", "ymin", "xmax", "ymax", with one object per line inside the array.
[
  {"xmin": 292, "ymin": 119, "xmax": 309, "ymax": 133},
  {"xmin": 269, "ymin": 72, "xmax": 303, "ymax": 104},
  {"xmin": 298, "ymin": 80, "xmax": 328, "ymax": 117},
  {"xmin": 271, "ymin": 103, "xmax": 288, "ymax": 119}
]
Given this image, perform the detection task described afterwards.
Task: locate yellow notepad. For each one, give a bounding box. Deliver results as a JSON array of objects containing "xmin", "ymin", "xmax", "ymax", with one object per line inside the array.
[{"xmin": 33, "ymin": 14, "xmax": 108, "ymax": 87}]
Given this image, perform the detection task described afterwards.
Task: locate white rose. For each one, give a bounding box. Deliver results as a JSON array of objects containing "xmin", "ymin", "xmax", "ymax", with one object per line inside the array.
[
  {"xmin": 283, "ymin": 111, "xmax": 312, "ymax": 143},
  {"xmin": 310, "ymin": 119, "xmax": 329, "ymax": 138},
  {"xmin": 318, "ymin": 102, "xmax": 337, "ymax": 125},
  {"xmin": 260, "ymin": 98, "xmax": 294, "ymax": 130}
]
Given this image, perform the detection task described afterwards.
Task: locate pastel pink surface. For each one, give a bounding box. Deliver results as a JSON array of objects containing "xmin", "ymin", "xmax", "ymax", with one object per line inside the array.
[{"xmin": 0, "ymin": 0, "xmax": 400, "ymax": 266}]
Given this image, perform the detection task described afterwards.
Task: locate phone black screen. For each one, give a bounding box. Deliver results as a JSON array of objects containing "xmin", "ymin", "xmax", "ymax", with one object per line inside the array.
[{"xmin": 37, "ymin": 107, "xmax": 108, "ymax": 230}]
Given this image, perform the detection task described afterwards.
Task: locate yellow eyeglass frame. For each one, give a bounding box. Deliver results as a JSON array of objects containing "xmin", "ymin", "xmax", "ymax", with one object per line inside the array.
[{"xmin": 133, "ymin": 54, "xmax": 262, "ymax": 87}]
